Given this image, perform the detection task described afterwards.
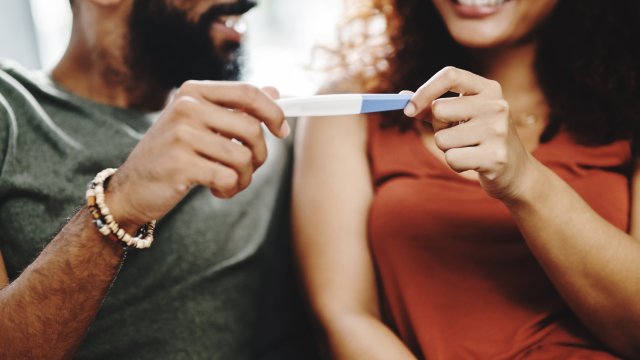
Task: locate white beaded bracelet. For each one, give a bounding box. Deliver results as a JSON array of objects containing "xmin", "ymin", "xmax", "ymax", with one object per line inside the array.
[{"xmin": 86, "ymin": 168, "xmax": 156, "ymax": 249}]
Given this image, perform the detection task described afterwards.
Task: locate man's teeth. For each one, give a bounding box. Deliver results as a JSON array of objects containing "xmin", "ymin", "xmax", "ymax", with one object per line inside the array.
[
  {"xmin": 457, "ymin": 0, "xmax": 507, "ymax": 6},
  {"xmin": 217, "ymin": 16, "xmax": 247, "ymax": 33}
]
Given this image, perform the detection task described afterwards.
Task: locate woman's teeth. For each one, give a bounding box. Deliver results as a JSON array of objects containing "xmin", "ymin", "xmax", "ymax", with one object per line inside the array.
[{"xmin": 456, "ymin": 0, "xmax": 508, "ymax": 6}]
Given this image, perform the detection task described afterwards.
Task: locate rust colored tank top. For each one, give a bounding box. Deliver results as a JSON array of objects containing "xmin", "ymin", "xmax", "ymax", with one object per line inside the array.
[{"xmin": 367, "ymin": 117, "xmax": 631, "ymax": 359}]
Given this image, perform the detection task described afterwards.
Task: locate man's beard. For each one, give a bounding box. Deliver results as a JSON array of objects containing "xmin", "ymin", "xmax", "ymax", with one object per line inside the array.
[{"xmin": 127, "ymin": 0, "xmax": 252, "ymax": 89}]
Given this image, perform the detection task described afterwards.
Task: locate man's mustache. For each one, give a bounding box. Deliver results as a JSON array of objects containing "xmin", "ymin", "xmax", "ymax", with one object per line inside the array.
[{"xmin": 200, "ymin": 0, "xmax": 257, "ymax": 25}]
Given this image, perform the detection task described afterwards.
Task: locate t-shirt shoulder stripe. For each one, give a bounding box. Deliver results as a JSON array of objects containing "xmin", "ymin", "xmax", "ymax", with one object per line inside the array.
[
  {"xmin": 0, "ymin": 68, "xmax": 82, "ymax": 152},
  {"xmin": 0, "ymin": 92, "xmax": 18, "ymax": 179}
]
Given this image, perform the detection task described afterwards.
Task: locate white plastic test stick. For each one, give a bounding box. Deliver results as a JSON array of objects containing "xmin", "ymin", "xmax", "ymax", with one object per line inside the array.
[{"xmin": 276, "ymin": 94, "xmax": 412, "ymax": 117}]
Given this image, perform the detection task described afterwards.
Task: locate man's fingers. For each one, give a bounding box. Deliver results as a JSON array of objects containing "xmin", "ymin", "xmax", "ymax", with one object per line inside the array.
[
  {"xmin": 405, "ymin": 66, "xmax": 500, "ymax": 117},
  {"xmin": 190, "ymin": 157, "xmax": 240, "ymax": 199},
  {"xmin": 177, "ymin": 80, "xmax": 289, "ymax": 139},
  {"xmin": 177, "ymin": 125, "xmax": 254, "ymax": 191},
  {"xmin": 167, "ymin": 96, "xmax": 269, "ymax": 169},
  {"xmin": 203, "ymin": 134, "xmax": 254, "ymax": 191},
  {"xmin": 261, "ymin": 86, "xmax": 280, "ymax": 100},
  {"xmin": 197, "ymin": 103, "xmax": 269, "ymax": 169}
]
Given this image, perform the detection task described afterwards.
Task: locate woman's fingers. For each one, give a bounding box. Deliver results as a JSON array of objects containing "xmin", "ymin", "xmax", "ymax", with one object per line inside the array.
[
  {"xmin": 404, "ymin": 67, "xmax": 536, "ymax": 201},
  {"xmin": 432, "ymin": 96, "xmax": 508, "ymax": 122},
  {"xmin": 405, "ymin": 66, "xmax": 502, "ymax": 118},
  {"xmin": 434, "ymin": 120, "xmax": 487, "ymax": 151},
  {"xmin": 444, "ymin": 144, "xmax": 506, "ymax": 177}
]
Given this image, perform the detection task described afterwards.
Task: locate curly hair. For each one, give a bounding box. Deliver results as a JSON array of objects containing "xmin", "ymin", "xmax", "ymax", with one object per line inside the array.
[{"xmin": 331, "ymin": 0, "xmax": 640, "ymax": 147}]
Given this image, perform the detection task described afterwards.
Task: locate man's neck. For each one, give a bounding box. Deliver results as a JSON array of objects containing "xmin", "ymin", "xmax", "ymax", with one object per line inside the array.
[{"xmin": 51, "ymin": 37, "xmax": 171, "ymax": 112}]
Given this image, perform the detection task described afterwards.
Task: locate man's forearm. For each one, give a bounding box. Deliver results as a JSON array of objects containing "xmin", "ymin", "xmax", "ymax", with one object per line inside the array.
[{"xmin": 0, "ymin": 208, "xmax": 125, "ymax": 359}]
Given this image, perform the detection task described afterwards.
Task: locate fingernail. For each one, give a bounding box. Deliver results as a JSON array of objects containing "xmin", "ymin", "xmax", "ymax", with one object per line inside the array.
[
  {"xmin": 280, "ymin": 121, "xmax": 291, "ymax": 138},
  {"xmin": 404, "ymin": 102, "xmax": 417, "ymax": 117}
]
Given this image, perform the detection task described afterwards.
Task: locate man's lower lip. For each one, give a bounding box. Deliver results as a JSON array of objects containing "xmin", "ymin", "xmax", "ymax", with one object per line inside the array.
[
  {"xmin": 212, "ymin": 21, "xmax": 242, "ymax": 43},
  {"xmin": 450, "ymin": 0, "xmax": 509, "ymax": 18}
]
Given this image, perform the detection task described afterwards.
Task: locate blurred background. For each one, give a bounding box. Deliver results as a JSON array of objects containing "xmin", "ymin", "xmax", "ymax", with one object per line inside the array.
[{"xmin": 0, "ymin": 0, "xmax": 343, "ymax": 95}]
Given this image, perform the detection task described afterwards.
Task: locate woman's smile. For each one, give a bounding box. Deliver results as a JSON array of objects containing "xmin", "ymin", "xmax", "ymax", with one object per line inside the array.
[
  {"xmin": 450, "ymin": 0, "xmax": 514, "ymax": 18},
  {"xmin": 432, "ymin": 0, "xmax": 557, "ymax": 48}
]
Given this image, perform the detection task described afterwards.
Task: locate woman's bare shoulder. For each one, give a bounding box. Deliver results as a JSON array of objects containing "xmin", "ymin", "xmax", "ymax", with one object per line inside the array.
[{"xmin": 317, "ymin": 75, "xmax": 366, "ymax": 95}]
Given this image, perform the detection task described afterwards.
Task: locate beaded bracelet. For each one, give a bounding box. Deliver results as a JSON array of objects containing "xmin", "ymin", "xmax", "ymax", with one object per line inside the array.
[{"xmin": 86, "ymin": 168, "xmax": 156, "ymax": 249}]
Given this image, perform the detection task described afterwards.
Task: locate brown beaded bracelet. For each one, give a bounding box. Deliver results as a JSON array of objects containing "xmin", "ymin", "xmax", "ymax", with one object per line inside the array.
[{"xmin": 86, "ymin": 168, "xmax": 156, "ymax": 249}]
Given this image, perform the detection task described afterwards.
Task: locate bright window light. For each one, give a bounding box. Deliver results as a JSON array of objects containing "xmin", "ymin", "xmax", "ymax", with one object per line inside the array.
[{"xmin": 29, "ymin": 0, "xmax": 343, "ymax": 96}]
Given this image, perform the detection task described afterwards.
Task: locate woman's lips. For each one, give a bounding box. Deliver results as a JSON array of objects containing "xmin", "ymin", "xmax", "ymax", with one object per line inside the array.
[{"xmin": 450, "ymin": 0, "xmax": 512, "ymax": 18}]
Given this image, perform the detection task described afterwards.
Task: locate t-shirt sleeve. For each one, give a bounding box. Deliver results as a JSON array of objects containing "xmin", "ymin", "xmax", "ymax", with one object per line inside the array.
[
  {"xmin": 0, "ymin": 92, "xmax": 16, "ymax": 179},
  {"xmin": 0, "ymin": 68, "xmax": 19, "ymax": 180},
  {"xmin": 0, "ymin": 92, "xmax": 12, "ymax": 249}
]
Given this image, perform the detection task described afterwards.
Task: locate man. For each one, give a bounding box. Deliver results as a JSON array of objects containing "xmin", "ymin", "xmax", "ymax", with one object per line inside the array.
[{"xmin": 0, "ymin": 0, "xmax": 315, "ymax": 358}]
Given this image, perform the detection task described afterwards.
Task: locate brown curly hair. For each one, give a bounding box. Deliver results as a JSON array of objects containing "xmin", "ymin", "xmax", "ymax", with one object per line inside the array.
[{"xmin": 331, "ymin": 0, "xmax": 640, "ymax": 147}]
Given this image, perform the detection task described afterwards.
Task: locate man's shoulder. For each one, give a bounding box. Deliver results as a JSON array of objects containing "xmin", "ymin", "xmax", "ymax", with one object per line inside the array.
[
  {"xmin": 0, "ymin": 59, "xmax": 73, "ymax": 133},
  {"xmin": 0, "ymin": 59, "xmax": 50, "ymax": 102},
  {"xmin": 0, "ymin": 61, "xmax": 23, "ymax": 178},
  {"xmin": 0, "ymin": 60, "xmax": 28, "ymax": 94},
  {"xmin": 0, "ymin": 59, "xmax": 46, "ymax": 130},
  {"xmin": 0, "ymin": 59, "xmax": 72, "ymax": 177}
]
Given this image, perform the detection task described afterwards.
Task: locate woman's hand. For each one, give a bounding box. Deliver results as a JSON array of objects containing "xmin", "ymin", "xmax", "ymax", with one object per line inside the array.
[
  {"xmin": 404, "ymin": 66, "xmax": 538, "ymax": 202},
  {"xmin": 105, "ymin": 81, "xmax": 289, "ymax": 228}
]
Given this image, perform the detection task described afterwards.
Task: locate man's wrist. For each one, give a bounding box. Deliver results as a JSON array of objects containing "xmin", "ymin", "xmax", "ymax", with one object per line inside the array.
[
  {"xmin": 88, "ymin": 169, "xmax": 156, "ymax": 249},
  {"xmin": 102, "ymin": 172, "xmax": 146, "ymax": 234}
]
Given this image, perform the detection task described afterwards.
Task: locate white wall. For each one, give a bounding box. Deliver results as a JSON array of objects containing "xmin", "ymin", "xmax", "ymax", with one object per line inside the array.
[
  {"xmin": 0, "ymin": 0, "xmax": 41, "ymax": 68},
  {"xmin": 243, "ymin": 0, "xmax": 343, "ymax": 95},
  {"xmin": 30, "ymin": 0, "xmax": 72, "ymax": 70}
]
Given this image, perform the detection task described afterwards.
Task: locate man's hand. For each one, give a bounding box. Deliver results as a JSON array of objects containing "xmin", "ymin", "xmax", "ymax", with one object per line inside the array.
[{"xmin": 107, "ymin": 81, "xmax": 289, "ymax": 228}]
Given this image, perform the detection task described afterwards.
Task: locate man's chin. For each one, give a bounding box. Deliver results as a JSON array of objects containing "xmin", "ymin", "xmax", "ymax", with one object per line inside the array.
[
  {"xmin": 217, "ymin": 49, "xmax": 244, "ymax": 82},
  {"xmin": 127, "ymin": 0, "xmax": 244, "ymax": 88},
  {"xmin": 220, "ymin": 63, "xmax": 242, "ymax": 82}
]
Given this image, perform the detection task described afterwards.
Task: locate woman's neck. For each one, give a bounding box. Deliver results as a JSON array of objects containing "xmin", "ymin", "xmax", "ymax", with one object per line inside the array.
[
  {"xmin": 473, "ymin": 42, "xmax": 541, "ymax": 100},
  {"xmin": 472, "ymin": 42, "xmax": 549, "ymax": 121},
  {"xmin": 472, "ymin": 42, "xmax": 550, "ymax": 149}
]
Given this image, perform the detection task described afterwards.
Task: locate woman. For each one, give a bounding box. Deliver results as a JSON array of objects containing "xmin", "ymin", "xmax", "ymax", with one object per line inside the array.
[{"xmin": 293, "ymin": 0, "xmax": 640, "ymax": 358}]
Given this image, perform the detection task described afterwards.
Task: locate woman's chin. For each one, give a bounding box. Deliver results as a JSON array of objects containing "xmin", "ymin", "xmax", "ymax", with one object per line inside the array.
[{"xmin": 449, "ymin": 30, "xmax": 512, "ymax": 49}]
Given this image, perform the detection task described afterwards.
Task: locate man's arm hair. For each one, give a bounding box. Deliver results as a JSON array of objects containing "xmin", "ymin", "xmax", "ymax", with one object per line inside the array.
[
  {"xmin": 1, "ymin": 92, "xmax": 122, "ymax": 358},
  {"xmin": 0, "ymin": 208, "xmax": 124, "ymax": 359},
  {"xmin": 0, "ymin": 251, "xmax": 8, "ymax": 287}
]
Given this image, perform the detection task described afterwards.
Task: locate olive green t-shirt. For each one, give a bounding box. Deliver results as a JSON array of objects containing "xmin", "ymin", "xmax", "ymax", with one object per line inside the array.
[{"xmin": 0, "ymin": 60, "xmax": 311, "ymax": 359}]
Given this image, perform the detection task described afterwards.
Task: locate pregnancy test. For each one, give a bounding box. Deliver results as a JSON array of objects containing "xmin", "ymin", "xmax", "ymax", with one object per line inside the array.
[{"xmin": 276, "ymin": 94, "xmax": 412, "ymax": 117}]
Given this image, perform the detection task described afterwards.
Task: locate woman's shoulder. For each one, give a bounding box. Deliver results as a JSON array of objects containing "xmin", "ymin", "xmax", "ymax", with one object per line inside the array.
[
  {"xmin": 295, "ymin": 77, "xmax": 369, "ymax": 152},
  {"xmin": 316, "ymin": 75, "xmax": 366, "ymax": 95}
]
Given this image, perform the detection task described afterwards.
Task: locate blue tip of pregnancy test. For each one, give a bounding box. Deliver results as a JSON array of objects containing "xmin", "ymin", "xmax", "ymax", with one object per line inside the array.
[{"xmin": 360, "ymin": 94, "xmax": 412, "ymax": 114}]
